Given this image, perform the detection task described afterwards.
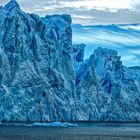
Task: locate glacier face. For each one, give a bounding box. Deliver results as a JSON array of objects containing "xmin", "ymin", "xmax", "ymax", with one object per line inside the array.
[
  {"xmin": 0, "ymin": 0, "xmax": 75, "ymax": 122},
  {"xmin": 0, "ymin": 0, "xmax": 140, "ymax": 122},
  {"xmin": 74, "ymin": 46, "xmax": 140, "ymax": 121}
]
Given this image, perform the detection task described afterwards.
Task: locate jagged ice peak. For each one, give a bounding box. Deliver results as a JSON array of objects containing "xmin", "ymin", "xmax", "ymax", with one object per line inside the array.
[{"xmin": 4, "ymin": 0, "xmax": 20, "ymax": 11}]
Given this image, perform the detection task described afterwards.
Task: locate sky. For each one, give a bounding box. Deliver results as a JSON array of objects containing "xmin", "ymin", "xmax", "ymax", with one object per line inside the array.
[
  {"xmin": 72, "ymin": 24, "xmax": 140, "ymax": 66},
  {"xmin": 0, "ymin": 0, "xmax": 140, "ymax": 66},
  {"xmin": 1, "ymin": 0, "xmax": 140, "ymax": 25}
]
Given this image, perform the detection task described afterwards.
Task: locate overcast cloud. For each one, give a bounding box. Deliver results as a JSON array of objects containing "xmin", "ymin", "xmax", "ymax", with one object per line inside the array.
[{"xmin": 1, "ymin": 0, "xmax": 140, "ymax": 25}]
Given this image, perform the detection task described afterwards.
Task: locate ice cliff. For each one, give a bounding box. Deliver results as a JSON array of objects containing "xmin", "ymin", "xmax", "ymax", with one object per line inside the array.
[
  {"xmin": 0, "ymin": 0, "xmax": 75, "ymax": 122},
  {"xmin": 74, "ymin": 46, "xmax": 140, "ymax": 121},
  {"xmin": 0, "ymin": 0, "xmax": 139, "ymax": 122}
]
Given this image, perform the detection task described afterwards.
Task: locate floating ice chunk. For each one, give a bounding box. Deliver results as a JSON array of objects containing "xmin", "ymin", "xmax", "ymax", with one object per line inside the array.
[{"xmin": 33, "ymin": 122, "xmax": 78, "ymax": 127}]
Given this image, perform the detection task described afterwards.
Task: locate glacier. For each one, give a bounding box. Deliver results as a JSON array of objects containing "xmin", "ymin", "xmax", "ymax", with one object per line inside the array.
[
  {"xmin": 0, "ymin": 0, "xmax": 75, "ymax": 122},
  {"xmin": 0, "ymin": 0, "xmax": 140, "ymax": 122},
  {"xmin": 75, "ymin": 46, "xmax": 140, "ymax": 121}
]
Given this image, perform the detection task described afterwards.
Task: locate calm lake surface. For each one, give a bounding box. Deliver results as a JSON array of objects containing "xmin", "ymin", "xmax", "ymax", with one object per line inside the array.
[{"xmin": 0, "ymin": 122, "xmax": 140, "ymax": 140}]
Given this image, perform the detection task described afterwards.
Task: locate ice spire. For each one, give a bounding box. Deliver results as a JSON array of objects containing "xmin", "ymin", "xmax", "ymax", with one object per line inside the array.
[{"xmin": 4, "ymin": 0, "xmax": 20, "ymax": 11}]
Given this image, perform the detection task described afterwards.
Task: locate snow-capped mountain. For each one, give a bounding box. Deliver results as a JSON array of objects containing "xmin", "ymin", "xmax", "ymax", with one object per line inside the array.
[{"xmin": 0, "ymin": 1, "xmax": 139, "ymax": 122}]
